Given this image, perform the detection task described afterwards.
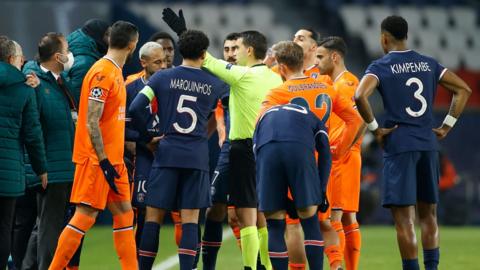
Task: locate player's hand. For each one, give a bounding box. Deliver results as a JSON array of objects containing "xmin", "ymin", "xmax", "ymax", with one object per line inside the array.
[
  {"xmin": 373, "ymin": 125, "xmax": 398, "ymax": 148},
  {"xmin": 25, "ymin": 72, "xmax": 40, "ymax": 88},
  {"xmin": 39, "ymin": 173, "xmax": 48, "ymax": 190},
  {"xmin": 125, "ymin": 141, "xmax": 136, "ymax": 156},
  {"xmin": 162, "ymin": 8, "xmax": 187, "ymax": 36},
  {"xmin": 146, "ymin": 135, "xmax": 164, "ymax": 153},
  {"xmin": 99, "ymin": 158, "xmax": 120, "ymax": 194},
  {"xmin": 217, "ymin": 127, "xmax": 226, "ymax": 147},
  {"xmin": 432, "ymin": 125, "xmax": 451, "ymax": 140},
  {"xmin": 263, "ymin": 48, "xmax": 277, "ymax": 68},
  {"xmin": 319, "ymin": 192, "xmax": 329, "ymax": 213}
]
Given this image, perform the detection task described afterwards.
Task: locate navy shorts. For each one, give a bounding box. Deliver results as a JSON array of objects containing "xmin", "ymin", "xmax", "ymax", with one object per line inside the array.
[
  {"xmin": 146, "ymin": 167, "xmax": 211, "ymax": 210},
  {"xmin": 382, "ymin": 151, "xmax": 440, "ymax": 207},
  {"xmin": 256, "ymin": 142, "xmax": 322, "ymax": 212},
  {"xmin": 132, "ymin": 153, "xmax": 153, "ymax": 208}
]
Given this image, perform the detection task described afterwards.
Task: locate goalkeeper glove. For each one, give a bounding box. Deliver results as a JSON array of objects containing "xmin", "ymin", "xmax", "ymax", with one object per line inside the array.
[
  {"xmin": 162, "ymin": 8, "xmax": 187, "ymax": 36},
  {"xmin": 99, "ymin": 158, "xmax": 120, "ymax": 194},
  {"xmin": 319, "ymin": 192, "xmax": 329, "ymax": 213}
]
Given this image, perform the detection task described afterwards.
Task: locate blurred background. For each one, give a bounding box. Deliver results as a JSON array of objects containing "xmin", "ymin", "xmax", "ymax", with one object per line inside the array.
[{"xmin": 1, "ymin": 0, "xmax": 479, "ymax": 226}]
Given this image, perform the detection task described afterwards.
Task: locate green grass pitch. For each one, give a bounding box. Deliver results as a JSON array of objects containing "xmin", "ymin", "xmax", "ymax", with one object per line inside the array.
[{"xmin": 79, "ymin": 225, "xmax": 478, "ymax": 269}]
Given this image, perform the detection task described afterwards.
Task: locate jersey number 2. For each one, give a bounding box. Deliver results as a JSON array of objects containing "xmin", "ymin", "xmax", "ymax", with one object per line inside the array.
[
  {"xmin": 405, "ymin": 77, "xmax": 427, "ymax": 117},
  {"xmin": 173, "ymin": 94, "xmax": 197, "ymax": 134},
  {"xmin": 290, "ymin": 94, "xmax": 332, "ymax": 122}
]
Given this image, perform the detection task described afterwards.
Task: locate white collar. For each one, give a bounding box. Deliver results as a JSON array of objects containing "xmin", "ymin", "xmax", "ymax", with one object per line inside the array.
[
  {"xmin": 333, "ymin": 70, "xmax": 348, "ymax": 83},
  {"xmin": 40, "ymin": 64, "xmax": 60, "ymax": 80},
  {"xmin": 388, "ymin": 49, "xmax": 412, "ymax": 54},
  {"xmin": 304, "ymin": 64, "xmax": 317, "ymax": 72},
  {"xmin": 103, "ymin": 56, "xmax": 121, "ymax": 69}
]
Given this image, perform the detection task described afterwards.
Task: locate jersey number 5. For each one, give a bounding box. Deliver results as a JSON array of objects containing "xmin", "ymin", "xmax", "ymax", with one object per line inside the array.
[
  {"xmin": 405, "ymin": 77, "xmax": 427, "ymax": 117},
  {"xmin": 173, "ymin": 94, "xmax": 198, "ymax": 134},
  {"xmin": 290, "ymin": 94, "xmax": 332, "ymax": 122}
]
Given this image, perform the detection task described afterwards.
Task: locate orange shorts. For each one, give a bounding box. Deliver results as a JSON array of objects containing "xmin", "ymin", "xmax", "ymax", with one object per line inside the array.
[
  {"xmin": 70, "ymin": 158, "xmax": 130, "ymax": 210},
  {"xmin": 327, "ymin": 150, "xmax": 361, "ymax": 212}
]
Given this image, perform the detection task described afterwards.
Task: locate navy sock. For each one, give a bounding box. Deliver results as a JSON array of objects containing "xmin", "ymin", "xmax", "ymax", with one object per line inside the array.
[
  {"xmin": 193, "ymin": 223, "xmax": 202, "ymax": 269},
  {"xmin": 138, "ymin": 221, "xmax": 160, "ymax": 270},
  {"xmin": 266, "ymin": 219, "xmax": 288, "ymax": 270},
  {"xmin": 300, "ymin": 214, "xmax": 324, "ymax": 270},
  {"xmin": 202, "ymin": 219, "xmax": 223, "ymax": 270},
  {"xmin": 424, "ymin": 248, "xmax": 439, "ymax": 270},
  {"xmin": 179, "ymin": 223, "xmax": 198, "ymax": 270},
  {"xmin": 135, "ymin": 209, "xmax": 146, "ymax": 256},
  {"xmin": 402, "ymin": 258, "xmax": 420, "ymax": 270}
]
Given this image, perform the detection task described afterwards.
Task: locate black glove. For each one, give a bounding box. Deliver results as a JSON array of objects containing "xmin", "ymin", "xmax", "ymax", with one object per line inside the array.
[
  {"xmin": 99, "ymin": 158, "xmax": 120, "ymax": 194},
  {"xmin": 319, "ymin": 192, "xmax": 329, "ymax": 213},
  {"xmin": 162, "ymin": 8, "xmax": 187, "ymax": 36}
]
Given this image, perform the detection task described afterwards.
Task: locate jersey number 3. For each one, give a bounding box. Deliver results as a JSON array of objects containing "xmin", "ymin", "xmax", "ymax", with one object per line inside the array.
[
  {"xmin": 173, "ymin": 94, "xmax": 198, "ymax": 134},
  {"xmin": 405, "ymin": 77, "xmax": 427, "ymax": 117}
]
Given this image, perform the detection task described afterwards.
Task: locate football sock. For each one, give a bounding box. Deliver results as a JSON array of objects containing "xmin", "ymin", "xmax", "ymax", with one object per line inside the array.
[
  {"xmin": 48, "ymin": 212, "xmax": 95, "ymax": 270},
  {"xmin": 202, "ymin": 219, "xmax": 223, "ymax": 270},
  {"xmin": 344, "ymin": 222, "xmax": 361, "ymax": 270},
  {"xmin": 288, "ymin": 262, "xmax": 306, "ymax": 270},
  {"xmin": 423, "ymin": 248, "xmax": 439, "ymax": 270},
  {"xmin": 134, "ymin": 208, "xmax": 146, "ymax": 253},
  {"xmin": 65, "ymin": 266, "xmax": 79, "ymax": 270},
  {"xmin": 325, "ymin": 245, "xmax": 343, "ymax": 269},
  {"xmin": 331, "ymin": 221, "xmax": 345, "ymax": 252},
  {"xmin": 172, "ymin": 211, "xmax": 182, "ymax": 246},
  {"xmin": 138, "ymin": 222, "xmax": 160, "ymax": 270},
  {"xmin": 232, "ymin": 224, "xmax": 242, "ymax": 249},
  {"xmin": 300, "ymin": 214, "xmax": 324, "ymax": 270},
  {"xmin": 266, "ymin": 219, "xmax": 288, "ymax": 270},
  {"xmin": 112, "ymin": 211, "xmax": 137, "ymax": 269},
  {"xmin": 66, "ymin": 237, "xmax": 84, "ymax": 269},
  {"xmin": 192, "ymin": 223, "xmax": 202, "ymax": 269},
  {"xmin": 402, "ymin": 258, "xmax": 420, "ymax": 270},
  {"xmin": 240, "ymin": 226, "xmax": 260, "ymax": 269},
  {"xmin": 258, "ymin": 226, "xmax": 272, "ymax": 270},
  {"xmin": 179, "ymin": 223, "xmax": 198, "ymax": 270}
]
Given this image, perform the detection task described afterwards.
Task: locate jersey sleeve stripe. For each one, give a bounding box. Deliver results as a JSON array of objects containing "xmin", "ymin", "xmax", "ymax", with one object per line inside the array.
[
  {"xmin": 140, "ymin": 85, "xmax": 155, "ymax": 101},
  {"xmin": 314, "ymin": 130, "xmax": 329, "ymax": 139},
  {"xmin": 365, "ymin": 73, "xmax": 380, "ymax": 83},
  {"xmin": 88, "ymin": 97, "xmax": 105, "ymax": 103},
  {"xmin": 438, "ymin": 68, "xmax": 448, "ymax": 81}
]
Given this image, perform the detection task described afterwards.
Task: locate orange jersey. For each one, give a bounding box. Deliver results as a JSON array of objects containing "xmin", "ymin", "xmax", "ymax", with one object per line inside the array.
[
  {"xmin": 329, "ymin": 71, "xmax": 362, "ymax": 153},
  {"xmin": 260, "ymin": 76, "xmax": 362, "ymax": 157},
  {"xmin": 72, "ymin": 57, "xmax": 127, "ymax": 165},
  {"xmin": 125, "ymin": 70, "xmax": 145, "ymax": 86},
  {"xmin": 271, "ymin": 64, "xmax": 332, "ymax": 84}
]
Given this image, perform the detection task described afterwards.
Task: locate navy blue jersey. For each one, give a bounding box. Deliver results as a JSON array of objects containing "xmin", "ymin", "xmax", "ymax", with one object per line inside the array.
[
  {"xmin": 130, "ymin": 66, "xmax": 226, "ymax": 171},
  {"xmin": 254, "ymin": 104, "xmax": 331, "ymax": 189},
  {"xmin": 365, "ymin": 50, "xmax": 447, "ymax": 156}
]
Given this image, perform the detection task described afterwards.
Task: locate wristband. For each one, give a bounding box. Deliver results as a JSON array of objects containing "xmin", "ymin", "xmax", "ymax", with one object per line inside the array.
[
  {"xmin": 443, "ymin": 115, "xmax": 457, "ymax": 127},
  {"xmin": 367, "ymin": 119, "xmax": 379, "ymax": 131}
]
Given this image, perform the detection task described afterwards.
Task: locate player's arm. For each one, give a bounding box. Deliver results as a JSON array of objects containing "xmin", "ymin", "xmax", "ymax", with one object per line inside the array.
[
  {"xmin": 129, "ymin": 86, "xmax": 155, "ymax": 141},
  {"xmin": 331, "ymin": 93, "xmax": 363, "ymax": 159},
  {"xmin": 433, "ymin": 70, "xmax": 472, "ymax": 139},
  {"xmin": 257, "ymin": 88, "xmax": 287, "ymax": 122},
  {"xmin": 202, "ymin": 52, "xmax": 248, "ymax": 86},
  {"xmin": 86, "ymin": 100, "xmax": 107, "ymax": 161},
  {"xmin": 354, "ymin": 75, "xmax": 397, "ymax": 147},
  {"xmin": 214, "ymin": 100, "xmax": 226, "ymax": 146},
  {"xmin": 314, "ymin": 122, "xmax": 332, "ymax": 213}
]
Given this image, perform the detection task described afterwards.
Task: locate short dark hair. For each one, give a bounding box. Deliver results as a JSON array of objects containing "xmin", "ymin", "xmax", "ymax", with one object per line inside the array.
[
  {"xmin": 109, "ymin": 21, "xmax": 138, "ymax": 49},
  {"xmin": 381, "ymin": 15, "xmax": 408, "ymax": 40},
  {"xmin": 38, "ymin": 32, "xmax": 65, "ymax": 63},
  {"xmin": 224, "ymin": 32, "xmax": 240, "ymax": 44},
  {"xmin": 301, "ymin": 28, "xmax": 320, "ymax": 45},
  {"xmin": 149, "ymin": 31, "xmax": 175, "ymax": 44},
  {"xmin": 0, "ymin": 36, "xmax": 16, "ymax": 63},
  {"xmin": 318, "ymin": 36, "xmax": 347, "ymax": 57},
  {"xmin": 272, "ymin": 41, "xmax": 304, "ymax": 71},
  {"xmin": 178, "ymin": 30, "xmax": 209, "ymax": 60},
  {"xmin": 239, "ymin": 30, "xmax": 267, "ymax": 60}
]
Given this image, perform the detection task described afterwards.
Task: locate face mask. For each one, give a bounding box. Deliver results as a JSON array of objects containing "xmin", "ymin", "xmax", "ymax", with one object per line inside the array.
[{"xmin": 59, "ymin": 52, "xmax": 74, "ymax": 72}]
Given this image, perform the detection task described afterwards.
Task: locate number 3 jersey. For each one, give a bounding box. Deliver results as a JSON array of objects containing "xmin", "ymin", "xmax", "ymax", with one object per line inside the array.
[
  {"xmin": 134, "ymin": 66, "xmax": 227, "ymax": 171},
  {"xmin": 365, "ymin": 50, "xmax": 447, "ymax": 156}
]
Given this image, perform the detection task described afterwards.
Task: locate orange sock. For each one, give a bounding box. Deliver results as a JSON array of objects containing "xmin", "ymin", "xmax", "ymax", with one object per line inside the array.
[
  {"xmin": 331, "ymin": 221, "xmax": 345, "ymax": 252},
  {"xmin": 289, "ymin": 262, "xmax": 306, "ymax": 270},
  {"xmin": 344, "ymin": 222, "xmax": 361, "ymax": 270},
  {"xmin": 231, "ymin": 224, "xmax": 241, "ymax": 249},
  {"xmin": 65, "ymin": 267, "xmax": 78, "ymax": 270},
  {"xmin": 48, "ymin": 212, "xmax": 95, "ymax": 270},
  {"xmin": 113, "ymin": 211, "xmax": 137, "ymax": 270},
  {"xmin": 172, "ymin": 211, "xmax": 182, "ymax": 246},
  {"xmin": 324, "ymin": 245, "xmax": 343, "ymax": 268}
]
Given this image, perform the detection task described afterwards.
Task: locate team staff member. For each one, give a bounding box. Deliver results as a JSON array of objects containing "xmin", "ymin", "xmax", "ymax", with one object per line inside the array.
[
  {"xmin": 355, "ymin": 16, "xmax": 471, "ymax": 270},
  {"xmin": 0, "ymin": 36, "xmax": 47, "ymax": 270},
  {"xmin": 49, "ymin": 21, "xmax": 139, "ymax": 270},
  {"xmin": 316, "ymin": 36, "xmax": 364, "ymax": 270},
  {"xmin": 21, "ymin": 32, "xmax": 76, "ymax": 270}
]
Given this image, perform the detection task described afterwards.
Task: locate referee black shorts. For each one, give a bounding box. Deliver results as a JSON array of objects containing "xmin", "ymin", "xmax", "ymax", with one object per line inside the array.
[{"xmin": 228, "ymin": 139, "xmax": 257, "ymax": 208}]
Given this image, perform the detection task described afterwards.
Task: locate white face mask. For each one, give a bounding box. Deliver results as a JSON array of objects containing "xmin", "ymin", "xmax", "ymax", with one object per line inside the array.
[{"xmin": 59, "ymin": 52, "xmax": 74, "ymax": 72}]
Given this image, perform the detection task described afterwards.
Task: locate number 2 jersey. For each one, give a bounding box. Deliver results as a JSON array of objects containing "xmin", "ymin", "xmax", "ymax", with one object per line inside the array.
[
  {"xmin": 129, "ymin": 66, "xmax": 227, "ymax": 171},
  {"xmin": 365, "ymin": 50, "xmax": 447, "ymax": 156}
]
